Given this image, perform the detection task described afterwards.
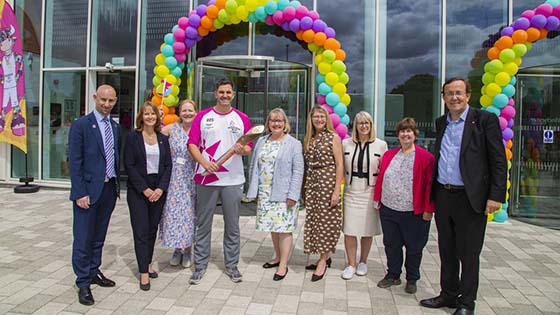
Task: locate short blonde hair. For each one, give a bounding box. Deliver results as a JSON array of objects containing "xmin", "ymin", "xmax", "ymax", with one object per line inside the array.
[
  {"xmin": 175, "ymin": 99, "xmax": 198, "ymax": 125},
  {"xmin": 265, "ymin": 108, "xmax": 291, "ymax": 134},
  {"xmin": 303, "ymin": 105, "xmax": 335, "ymax": 153},
  {"xmin": 135, "ymin": 101, "xmax": 162, "ymax": 132},
  {"xmin": 351, "ymin": 111, "xmax": 376, "ymax": 142}
]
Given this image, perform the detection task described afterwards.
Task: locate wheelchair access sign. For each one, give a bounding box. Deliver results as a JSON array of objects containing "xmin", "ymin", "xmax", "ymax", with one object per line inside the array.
[{"xmin": 544, "ymin": 129, "xmax": 554, "ymax": 144}]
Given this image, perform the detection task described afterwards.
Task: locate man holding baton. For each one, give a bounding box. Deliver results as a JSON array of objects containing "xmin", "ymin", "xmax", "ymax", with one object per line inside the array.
[{"xmin": 188, "ymin": 78, "xmax": 253, "ymax": 284}]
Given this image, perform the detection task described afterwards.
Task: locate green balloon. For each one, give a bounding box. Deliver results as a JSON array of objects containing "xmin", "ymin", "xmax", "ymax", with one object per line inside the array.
[
  {"xmin": 512, "ymin": 43, "xmax": 527, "ymax": 57},
  {"xmin": 322, "ymin": 50, "xmax": 336, "ymax": 63},
  {"xmin": 499, "ymin": 49, "xmax": 515, "ymax": 64},
  {"xmin": 331, "ymin": 60, "xmax": 346, "ymax": 74},
  {"xmin": 482, "ymin": 73, "xmax": 495, "ymax": 85}
]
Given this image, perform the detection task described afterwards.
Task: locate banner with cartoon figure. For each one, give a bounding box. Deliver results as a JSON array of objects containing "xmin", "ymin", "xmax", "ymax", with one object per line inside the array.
[{"xmin": 0, "ymin": 0, "xmax": 26, "ymax": 153}]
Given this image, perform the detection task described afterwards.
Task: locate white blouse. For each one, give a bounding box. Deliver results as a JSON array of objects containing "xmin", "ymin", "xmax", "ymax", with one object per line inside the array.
[{"xmin": 145, "ymin": 142, "xmax": 160, "ymax": 174}]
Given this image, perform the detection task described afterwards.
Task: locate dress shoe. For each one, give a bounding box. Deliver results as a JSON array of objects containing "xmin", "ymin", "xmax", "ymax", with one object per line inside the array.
[
  {"xmin": 273, "ymin": 268, "xmax": 288, "ymax": 281},
  {"xmin": 404, "ymin": 280, "xmax": 417, "ymax": 294},
  {"xmin": 305, "ymin": 257, "xmax": 332, "ymax": 270},
  {"xmin": 91, "ymin": 273, "xmax": 116, "ymax": 287},
  {"xmin": 419, "ymin": 295, "xmax": 458, "ymax": 309},
  {"xmin": 78, "ymin": 286, "xmax": 94, "ymax": 306},
  {"xmin": 262, "ymin": 261, "xmax": 280, "ymax": 269},
  {"xmin": 453, "ymin": 307, "xmax": 474, "ymax": 315},
  {"xmin": 311, "ymin": 265, "xmax": 327, "ymax": 282},
  {"xmin": 139, "ymin": 280, "xmax": 150, "ymax": 291},
  {"xmin": 149, "ymin": 271, "xmax": 158, "ymax": 279}
]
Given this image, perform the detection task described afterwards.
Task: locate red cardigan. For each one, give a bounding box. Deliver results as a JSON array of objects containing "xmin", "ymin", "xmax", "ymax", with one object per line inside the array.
[{"xmin": 373, "ymin": 144, "xmax": 435, "ymax": 214}]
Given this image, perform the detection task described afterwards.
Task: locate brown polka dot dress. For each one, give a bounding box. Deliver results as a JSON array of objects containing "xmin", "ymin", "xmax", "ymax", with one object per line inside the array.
[{"xmin": 303, "ymin": 131, "xmax": 342, "ymax": 254}]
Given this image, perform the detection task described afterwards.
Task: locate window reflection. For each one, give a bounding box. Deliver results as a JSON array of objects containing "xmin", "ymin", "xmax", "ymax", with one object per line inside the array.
[
  {"xmin": 253, "ymin": 23, "xmax": 311, "ymax": 64},
  {"xmin": 42, "ymin": 72, "xmax": 85, "ymax": 180},
  {"xmin": 44, "ymin": 0, "xmax": 88, "ymax": 67},
  {"xmin": 197, "ymin": 23, "xmax": 249, "ymax": 58}
]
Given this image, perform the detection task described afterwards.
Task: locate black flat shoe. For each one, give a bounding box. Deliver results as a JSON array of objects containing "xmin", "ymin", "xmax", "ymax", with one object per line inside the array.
[
  {"xmin": 419, "ymin": 295, "xmax": 458, "ymax": 309},
  {"xmin": 311, "ymin": 265, "xmax": 327, "ymax": 282},
  {"xmin": 139, "ymin": 280, "xmax": 150, "ymax": 291},
  {"xmin": 91, "ymin": 273, "xmax": 116, "ymax": 287},
  {"xmin": 273, "ymin": 268, "xmax": 288, "ymax": 281},
  {"xmin": 149, "ymin": 271, "xmax": 158, "ymax": 279},
  {"xmin": 78, "ymin": 286, "xmax": 94, "ymax": 306},
  {"xmin": 305, "ymin": 257, "xmax": 332, "ymax": 270},
  {"xmin": 262, "ymin": 261, "xmax": 280, "ymax": 269}
]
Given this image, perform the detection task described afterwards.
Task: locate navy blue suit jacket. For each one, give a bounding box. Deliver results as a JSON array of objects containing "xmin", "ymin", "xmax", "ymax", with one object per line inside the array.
[
  {"xmin": 68, "ymin": 112, "xmax": 121, "ymax": 204},
  {"xmin": 123, "ymin": 130, "xmax": 172, "ymax": 194}
]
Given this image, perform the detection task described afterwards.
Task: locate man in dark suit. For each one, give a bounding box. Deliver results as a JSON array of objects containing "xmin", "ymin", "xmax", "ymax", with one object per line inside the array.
[
  {"xmin": 68, "ymin": 85, "xmax": 120, "ymax": 306},
  {"xmin": 420, "ymin": 77, "xmax": 507, "ymax": 315}
]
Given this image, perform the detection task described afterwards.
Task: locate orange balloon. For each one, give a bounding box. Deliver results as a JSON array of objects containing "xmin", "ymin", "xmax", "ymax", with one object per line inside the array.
[
  {"xmin": 162, "ymin": 114, "xmax": 178, "ymax": 125},
  {"xmin": 335, "ymin": 49, "xmax": 346, "ymax": 61},
  {"xmin": 198, "ymin": 26, "xmax": 209, "ymax": 36},
  {"xmin": 215, "ymin": 0, "xmax": 226, "ymax": 9},
  {"xmin": 151, "ymin": 95, "xmax": 162, "ymax": 105},
  {"xmin": 512, "ymin": 30, "xmax": 528, "ymax": 43},
  {"xmin": 200, "ymin": 16, "xmax": 213, "ymax": 29},
  {"xmin": 487, "ymin": 47, "xmax": 500, "ymax": 60},
  {"xmin": 168, "ymin": 106, "xmax": 175, "ymax": 115},
  {"xmin": 302, "ymin": 29, "xmax": 315, "ymax": 43},
  {"xmin": 313, "ymin": 32, "xmax": 327, "ymax": 45},
  {"xmin": 495, "ymin": 36, "xmax": 513, "ymax": 50},
  {"xmin": 526, "ymin": 27, "xmax": 540, "ymax": 42},
  {"xmin": 505, "ymin": 148, "xmax": 513, "ymax": 160},
  {"xmin": 206, "ymin": 5, "xmax": 219, "ymax": 19},
  {"xmin": 506, "ymin": 140, "xmax": 513, "ymax": 149},
  {"xmin": 539, "ymin": 28, "xmax": 548, "ymax": 40},
  {"xmin": 324, "ymin": 38, "xmax": 341, "ymax": 51},
  {"xmin": 295, "ymin": 30, "xmax": 304, "ymax": 41}
]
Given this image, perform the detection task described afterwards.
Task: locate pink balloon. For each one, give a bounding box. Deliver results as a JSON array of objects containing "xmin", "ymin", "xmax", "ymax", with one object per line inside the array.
[
  {"xmin": 507, "ymin": 98, "xmax": 515, "ymax": 107},
  {"xmin": 295, "ymin": 6, "xmax": 309, "ymax": 19},
  {"xmin": 265, "ymin": 15, "xmax": 275, "ymax": 26},
  {"xmin": 336, "ymin": 124, "xmax": 348, "ymax": 138},
  {"xmin": 283, "ymin": 6, "xmax": 296, "ymax": 21},
  {"xmin": 521, "ymin": 10, "xmax": 535, "ymax": 20},
  {"xmin": 498, "ymin": 117, "xmax": 508, "ymax": 130},
  {"xmin": 178, "ymin": 16, "xmax": 189, "ymax": 29},
  {"xmin": 330, "ymin": 113, "xmax": 340, "ymax": 126},
  {"xmin": 321, "ymin": 104, "xmax": 333, "ymax": 114},
  {"xmin": 535, "ymin": 3, "xmax": 553, "ymax": 16},
  {"xmin": 272, "ymin": 11, "xmax": 284, "ymax": 25},
  {"xmin": 172, "ymin": 42, "xmax": 186, "ymax": 54},
  {"xmin": 307, "ymin": 10, "xmax": 320, "ymax": 20},
  {"xmin": 175, "ymin": 53, "xmax": 186, "ymax": 63},
  {"xmin": 173, "ymin": 28, "xmax": 186, "ymax": 42},
  {"xmin": 500, "ymin": 105, "xmax": 516, "ymax": 121},
  {"xmin": 553, "ymin": 5, "xmax": 560, "ymax": 19},
  {"xmin": 317, "ymin": 94, "xmax": 326, "ymax": 105}
]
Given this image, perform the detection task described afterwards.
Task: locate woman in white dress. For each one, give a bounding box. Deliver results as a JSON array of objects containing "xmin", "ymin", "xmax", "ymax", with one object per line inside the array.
[{"xmin": 341, "ymin": 111, "xmax": 388, "ymax": 280}]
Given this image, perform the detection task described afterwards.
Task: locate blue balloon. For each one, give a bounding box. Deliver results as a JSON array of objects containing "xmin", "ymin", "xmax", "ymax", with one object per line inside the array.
[
  {"xmin": 171, "ymin": 66, "xmax": 182, "ymax": 78},
  {"xmin": 264, "ymin": 1, "xmax": 277, "ymax": 14},
  {"xmin": 318, "ymin": 83, "xmax": 331, "ymax": 96},
  {"xmin": 341, "ymin": 114, "xmax": 350, "ymax": 125},
  {"xmin": 316, "ymin": 73, "xmax": 325, "ymax": 85},
  {"xmin": 255, "ymin": 7, "xmax": 267, "ymax": 21},
  {"xmin": 326, "ymin": 92, "xmax": 340, "ymax": 106},
  {"xmin": 164, "ymin": 33, "xmax": 175, "ymax": 45},
  {"xmin": 493, "ymin": 209, "xmax": 508, "ymax": 222},
  {"xmin": 485, "ymin": 105, "xmax": 501, "ymax": 116},
  {"xmin": 289, "ymin": 0, "xmax": 301, "ymax": 8},
  {"xmin": 277, "ymin": 0, "xmax": 290, "ymax": 10},
  {"xmin": 161, "ymin": 45, "xmax": 174, "ymax": 57},
  {"xmin": 333, "ymin": 103, "xmax": 347, "ymax": 116},
  {"xmin": 248, "ymin": 13, "xmax": 258, "ymax": 24},
  {"xmin": 164, "ymin": 56, "xmax": 178, "ymax": 69},
  {"xmin": 172, "ymin": 24, "xmax": 179, "ymax": 32},
  {"xmin": 493, "ymin": 94, "xmax": 509, "ymax": 108},
  {"xmin": 509, "ymin": 75, "xmax": 517, "ymax": 85},
  {"xmin": 502, "ymin": 84, "xmax": 515, "ymax": 98}
]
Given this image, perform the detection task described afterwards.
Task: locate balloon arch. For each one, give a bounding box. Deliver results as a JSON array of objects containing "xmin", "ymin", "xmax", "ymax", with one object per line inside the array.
[
  {"xmin": 150, "ymin": 0, "xmax": 352, "ymax": 140},
  {"xmin": 151, "ymin": 0, "xmax": 560, "ymax": 222}
]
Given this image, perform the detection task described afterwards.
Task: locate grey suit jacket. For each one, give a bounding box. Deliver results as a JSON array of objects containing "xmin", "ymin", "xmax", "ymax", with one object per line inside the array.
[{"xmin": 246, "ymin": 134, "xmax": 304, "ymax": 202}]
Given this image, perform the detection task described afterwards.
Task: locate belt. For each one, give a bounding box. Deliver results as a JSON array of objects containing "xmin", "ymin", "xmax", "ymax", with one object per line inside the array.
[
  {"xmin": 351, "ymin": 172, "xmax": 367, "ymax": 178},
  {"xmin": 440, "ymin": 183, "xmax": 465, "ymax": 190},
  {"xmin": 104, "ymin": 177, "xmax": 115, "ymax": 183}
]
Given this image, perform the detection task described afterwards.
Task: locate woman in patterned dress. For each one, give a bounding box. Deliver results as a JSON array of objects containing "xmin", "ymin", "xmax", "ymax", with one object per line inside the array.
[
  {"xmin": 247, "ymin": 108, "xmax": 304, "ymax": 281},
  {"xmin": 160, "ymin": 100, "xmax": 198, "ymax": 268},
  {"xmin": 302, "ymin": 105, "xmax": 344, "ymax": 282}
]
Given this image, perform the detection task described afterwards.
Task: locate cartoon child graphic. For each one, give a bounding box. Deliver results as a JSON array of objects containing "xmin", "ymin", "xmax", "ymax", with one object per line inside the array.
[{"xmin": 0, "ymin": 25, "xmax": 24, "ymax": 136}]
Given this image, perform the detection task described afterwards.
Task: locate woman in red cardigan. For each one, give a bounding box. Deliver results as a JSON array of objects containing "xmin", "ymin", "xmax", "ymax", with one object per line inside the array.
[{"xmin": 373, "ymin": 117, "xmax": 435, "ymax": 294}]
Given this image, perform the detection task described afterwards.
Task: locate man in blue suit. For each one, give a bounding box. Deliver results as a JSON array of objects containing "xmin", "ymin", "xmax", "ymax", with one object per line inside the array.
[{"xmin": 68, "ymin": 85, "xmax": 120, "ymax": 306}]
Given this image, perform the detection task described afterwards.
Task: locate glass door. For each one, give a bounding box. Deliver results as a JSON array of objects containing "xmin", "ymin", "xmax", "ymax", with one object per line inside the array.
[{"xmin": 511, "ymin": 70, "xmax": 560, "ymax": 228}]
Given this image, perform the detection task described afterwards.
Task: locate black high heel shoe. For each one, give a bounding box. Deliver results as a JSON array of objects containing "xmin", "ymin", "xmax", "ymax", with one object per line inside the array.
[
  {"xmin": 311, "ymin": 265, "xmax": 327, "ymax": 282},
  {"xmin": 305, "ymin": 257, "xmax": 332, "ymax": 270},
  {"xmin": 273, "ymin": 268, "xmax": 288, "ymax": 281}
]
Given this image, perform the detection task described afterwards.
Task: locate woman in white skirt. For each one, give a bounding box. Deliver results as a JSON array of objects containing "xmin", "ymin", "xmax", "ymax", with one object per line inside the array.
[{"xmin": 341, "ymin": 111, "xmax": 387, "ymax": 280}]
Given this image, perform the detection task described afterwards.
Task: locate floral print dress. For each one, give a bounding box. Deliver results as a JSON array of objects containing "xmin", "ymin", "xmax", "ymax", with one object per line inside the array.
[
  {"xmin": 159, "ymin": 123, "xmax": 196, "ymax": 248},
  {"xmin": 256, "ymin": 139, "xmax": 298, "ymax": 232}
]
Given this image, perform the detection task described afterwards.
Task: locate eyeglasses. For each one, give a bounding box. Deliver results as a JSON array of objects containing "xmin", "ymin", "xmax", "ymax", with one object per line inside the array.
[
  {"xmin": 312, "ymin": 116, "xmax": 326, "ymax": 120},
  {"xmin": 443, "ymin": 91, "xmax": 467, "ymax": 97},
  {"xmin": 357, "ymin": 121, "xmax": 370, "ymax": 126},
  {"xmin": 269, "ymin": 119, "xmax": 284, "ymax": 123}
]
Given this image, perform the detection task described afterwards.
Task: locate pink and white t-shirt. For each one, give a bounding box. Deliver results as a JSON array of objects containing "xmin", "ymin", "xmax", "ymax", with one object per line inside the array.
[{"xmin": 188, "ymin": 107, "xmax": 252, "ymax": 186}]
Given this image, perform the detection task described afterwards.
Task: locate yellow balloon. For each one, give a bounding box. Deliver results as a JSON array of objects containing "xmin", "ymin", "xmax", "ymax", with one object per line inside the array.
[
  {"xmin": 339, "ymin": 72, "xmax": 349, "ymax": 85},
  {"xmin": 503, "ymin": 62, "xmax": 519, "ymax": 76},
  {"xmin": 340, "ymin": 93, "xmax": 351, "ymax": 105},
  {"xmin": 171, "ymin": 85, "xmax": 180, "ymax": 96},
  {"xmin": 314, "ymin": 54, "xmax": 323, "ymax": 65},
  {"xmin": 487, "ymin": 213, "xmax": 494, "ymax": 222},
  {"xmin": 486, "ymin": 83, "xmax": 501, "ymax": 97},
  {"xmin": 325, "ymin": 72, "xmax": 339, "ymax": 86},
  {"xmin": 494, "ymin": 72, "xmax": 510, "ymax": 86},
  {"xmin": 318, "ymin": 62, "xmax": 331, "ymax": 75},
  {"xmin": 332, "ymin": 83, "xmax": 347, "ymax": 96},
  {"xmin": 236, "ymin": 6, "xmax": 248, "ymax": 19},
  {"xmin": 155, "ymin": 53, "xmax": 165, "ymax": 66},
  {"xmin": 246, "ymin": 0, "xmax": 257, "ymax": 11},
  {"xmin": 155, "ymin": 65, "xmax": 169, "ymax": 78},
  {"xmin": 165, "ymin": 74, "xmax": 177, "ymax": 85},
  {"xmin": 480, "ymin": 95, "xmax": 493, "ymax": 107}
]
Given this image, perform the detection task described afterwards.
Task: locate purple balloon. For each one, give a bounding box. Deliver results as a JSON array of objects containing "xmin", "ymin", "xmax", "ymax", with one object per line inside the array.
[
  {"xmin": 208, "ymin": 0, "xmax": 216, "ymax": 4},
  {"xmin": 507, "ymin": 118, "xmax": 514, "ymax": 128},
  {"xmin": 289, "ymin": 19, "xmax": 300, "ymax": 32},
  {"xmin": 184, "ymin": 38, "xmax": 197, "ymax": 48},
  {"xmin": 196, "ymin": 5, "xmax": 207, "ymax": 17},
  {"xmin": 502, "ymin": 128, "xmax": 513, "ymax": 141},
  {"xmin": 300, "ymin": 16, "xmax": 313, "ymax": 30},
  {"xmin": 312, "ymin": 19, "xmax": 327, "ymax": 32},
  {"xmin": 512, "ymin": 17, "xmax": 531, "ymax": 30},
  {"xmin": 500, "ymin": 26, "xmax": 514, "ymax": 37},
  {"xmin": 324, "ymin": 27, "xmax": 336, "ymax": 38},
  {"xmin": 188, "ymin": 14, "xmax": 201, "ymax": 28},
  {"xmin": 530, "ymin": 14, "xmax": 547, "ymax": 28},
  {"xmin": 281, "ymin": 21, "xmax": 291, "ymax": 31},
  {"xmin": 546, "ymin": 16, "xmax": 560, "ymax": 30},
  {"xmin": 185, "ymin": 26, "xmax": 198, "ymax": 39}
]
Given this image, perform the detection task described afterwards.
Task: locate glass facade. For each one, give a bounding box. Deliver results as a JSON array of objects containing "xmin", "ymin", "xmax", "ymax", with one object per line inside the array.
[{"xmin": 5, "ymin": 0, "xmax": 560, "ymax": 227}]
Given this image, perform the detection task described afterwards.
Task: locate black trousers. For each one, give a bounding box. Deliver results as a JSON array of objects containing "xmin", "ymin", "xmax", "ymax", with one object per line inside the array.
[
  {"xmin": 379, "ymin": 204, "xmax": 431, "ymax": 281},
  {"xmin": 127, "ymin": 174, "xmax": 165, "ymax": 273},
  {"xmin": 434, "ymin": 184, "xmax": 487, "ymax": 310}
]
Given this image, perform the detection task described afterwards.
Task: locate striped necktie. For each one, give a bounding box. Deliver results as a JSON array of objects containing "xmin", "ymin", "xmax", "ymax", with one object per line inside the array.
[{"xmin": 102, "ymin": 117, "xmax": 116, "ymax": 178}]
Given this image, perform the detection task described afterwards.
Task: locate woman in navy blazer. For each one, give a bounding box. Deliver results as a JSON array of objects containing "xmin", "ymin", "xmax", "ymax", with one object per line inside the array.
[
  {"xmin": 247, "ymin": 108, "xmax": 304, "ymax": 281},
  {"xmin": 124, "ymin": 101, "xmax": 172, "ymax": 291}
]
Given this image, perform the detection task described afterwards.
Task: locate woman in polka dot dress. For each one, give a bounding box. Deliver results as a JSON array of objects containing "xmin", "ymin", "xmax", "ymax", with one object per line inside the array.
[{"xmin": 302, "ymin": 105, "xmax": 344, "ymax": 282}]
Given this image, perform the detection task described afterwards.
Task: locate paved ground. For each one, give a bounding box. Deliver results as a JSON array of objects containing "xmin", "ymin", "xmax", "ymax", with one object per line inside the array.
[{"xmin": 1, "ymin": 187, "xmax": 560, "ymax": 315}]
